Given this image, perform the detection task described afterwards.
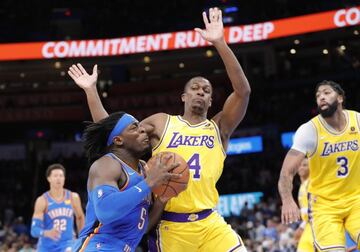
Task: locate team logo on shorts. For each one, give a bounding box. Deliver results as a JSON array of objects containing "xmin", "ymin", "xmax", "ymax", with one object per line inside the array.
[{"xmin": 187, "ymin": 213, "xmax": 199, "ymax": 221}]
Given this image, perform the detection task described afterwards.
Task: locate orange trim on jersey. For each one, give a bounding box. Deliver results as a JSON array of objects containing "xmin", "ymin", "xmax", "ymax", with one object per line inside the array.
[
  {"xmin": 117, "ymin": 155, "xmax": 143, "ymax": 176},
  {"xmin": 122, "ymin": 161, "xmax": 143, "ymax": 176},
  {"xmin": 119, "ymin": 168, "xmax": 130, "ymax": 191},
  {"xmin": 79, "ymin": 223, "xmax": 102, "ymax": 252}
]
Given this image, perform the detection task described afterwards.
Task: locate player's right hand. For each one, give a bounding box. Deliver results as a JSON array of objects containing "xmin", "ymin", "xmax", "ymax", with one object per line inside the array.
[
  {"xmin": 144, "ymin": 154, "xmax": 181, "ymax": 188},
  {"xmin": 44, "ymin": 228, "xmax": 61, "ymax": 241},
  {"xmin": 281, "ymin": 199, "xmax": 300, "ymax": 225},
  {"xmin": 194, "ymin": 7, "xmax": 224, "ymax": 44},
  {"xmin": 68, "ymin": 63, "xmax": 98, "ymax": 90}
]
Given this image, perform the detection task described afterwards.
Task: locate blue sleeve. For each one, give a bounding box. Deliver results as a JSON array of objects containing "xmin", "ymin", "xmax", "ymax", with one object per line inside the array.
[
  {"xmin": 30, "ymin": 218, "xmax": 44, "ymax": 238},
  {"xmin": 91, "ymin": 180, "xmax": 151, "ymax": 224}
]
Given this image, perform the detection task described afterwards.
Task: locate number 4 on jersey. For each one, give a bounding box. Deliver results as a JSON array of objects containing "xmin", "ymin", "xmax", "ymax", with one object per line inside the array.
[{"xmin": 188, "ymin": 153, "xmax": 201, "ymax": 180}]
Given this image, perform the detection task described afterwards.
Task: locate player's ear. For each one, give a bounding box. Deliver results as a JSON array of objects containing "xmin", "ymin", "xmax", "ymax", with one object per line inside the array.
[
  {"xmin": 209, "ymin": 97, "xmax": 212, "ymax": 107},
  {"xmin": 181, "ymin": 93, "xmax": 186, "ymax": 102},
  {"xmin": 338, "ymin": 95, "xmax": 344, "ymax": 105},
  {"xmin": 113, "ymin": 136, "xmax": 124, "ymax": 146}
]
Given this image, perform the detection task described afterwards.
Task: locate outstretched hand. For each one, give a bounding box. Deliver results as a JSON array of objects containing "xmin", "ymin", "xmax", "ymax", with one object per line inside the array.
[
  {"xmin": 68, "ymin": 63, "xmax": 98, "ymax": 90},
  {"xmin": 194, "ymin": 7, "xmax": 224, "ymax": 44}
]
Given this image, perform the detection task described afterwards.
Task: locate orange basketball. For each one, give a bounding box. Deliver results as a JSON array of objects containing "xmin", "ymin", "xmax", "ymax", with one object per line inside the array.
[{"xmin": 147, "ymin": 151, "xmax": 189, "ymax": 199}]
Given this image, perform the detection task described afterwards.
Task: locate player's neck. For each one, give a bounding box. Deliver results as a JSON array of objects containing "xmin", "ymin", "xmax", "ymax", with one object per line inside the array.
[
  {"xmin": 322, "ymin": 109, "xmax": 346, "ymax": 131},
  {"xmin": 49, "ymin": 187, "xmax": 65, "ymax": 200},
  {"xmin": 182, "ymin": 111, "xmax": 207, "ymax": 125},
  {"xmin": 112, "ymin": 150, "xmax": 140, "ymax": 172}
]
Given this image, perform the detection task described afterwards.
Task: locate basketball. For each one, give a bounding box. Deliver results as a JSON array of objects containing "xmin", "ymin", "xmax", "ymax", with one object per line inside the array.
[{"xmin": 147, "ymin": 151, "xmax": 189, "ymax": 199}]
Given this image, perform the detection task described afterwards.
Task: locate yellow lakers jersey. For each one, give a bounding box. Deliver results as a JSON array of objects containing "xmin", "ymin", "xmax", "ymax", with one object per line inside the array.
[
  {"xmin": 152, "ymin": 115, "xmax": 226, "ymax": 213},
  {"xmin": 308, "ymin": 110, "xmax": 360, "ymax": 200},
  {"xmin": 297, "ymin": 179, "xmax": 309, "ymax": 222}
]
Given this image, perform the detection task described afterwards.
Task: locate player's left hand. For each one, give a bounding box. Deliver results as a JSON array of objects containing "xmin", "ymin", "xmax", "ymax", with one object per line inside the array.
[{"xmin": 195, "ymin": 7, "xmax": 224, "ymax": 44}]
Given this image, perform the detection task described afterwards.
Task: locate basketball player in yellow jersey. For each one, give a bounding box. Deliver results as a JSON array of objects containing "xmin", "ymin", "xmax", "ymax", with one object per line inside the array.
[
  {"xmin": 278, "ymin": 80, "xmax": 360, "ymax": 251},
  {"xmin": 68, "ymin": 7, "xmax": 250, "ymax": 252},
  {"xmin": 294, "ymin": 158, "xmax": 314, "ymax": 252}
]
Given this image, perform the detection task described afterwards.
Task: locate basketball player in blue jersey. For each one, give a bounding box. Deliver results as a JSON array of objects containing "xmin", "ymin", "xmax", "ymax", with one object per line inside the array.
[
  {"xmin": 73, "ymin": 112, "xmax": 180, "ymax": 252},
  {"xmin": 69, "ymin": 7, "xmax": 250, "ymax": 252},
  {"xmin": 31, "ymin": 163, "xmax": 85, "ymax": 252}
]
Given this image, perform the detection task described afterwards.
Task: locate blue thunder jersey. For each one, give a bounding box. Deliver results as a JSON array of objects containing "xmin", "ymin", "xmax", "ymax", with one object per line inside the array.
[
  {"xmin": 74, "ymin": 153, "xmax": 151, "ymax": 252},
  {"xmin": 37, "ymin": 189, "xmax": 75, "ymax": 251}
]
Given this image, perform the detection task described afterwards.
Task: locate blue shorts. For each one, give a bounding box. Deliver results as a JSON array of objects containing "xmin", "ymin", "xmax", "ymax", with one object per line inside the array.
[{"xmin": 73, "ymin": 235, "xmax": 134, "ymax": 252}]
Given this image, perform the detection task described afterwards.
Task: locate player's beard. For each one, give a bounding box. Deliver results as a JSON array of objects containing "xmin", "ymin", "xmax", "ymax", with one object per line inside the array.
[{"xmin": 317, "ymin": 100, "xmax": 338, "ymax": 118}]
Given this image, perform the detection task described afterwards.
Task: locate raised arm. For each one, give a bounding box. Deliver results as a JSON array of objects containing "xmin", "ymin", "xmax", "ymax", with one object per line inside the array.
[
  {"xmin": 278, "ymin": 149, "xmax": 305, "ymax": 224},
  {"xmin": 68, "ymin": 64, "xmax": 109, "ymax": 122},
  {"xmin": 71, "ymin": 192, "xmax": 85, "ymax": 235},
  {"xmin": 195, "ymin": 8, "xmax": 251, "ymax": 145}
]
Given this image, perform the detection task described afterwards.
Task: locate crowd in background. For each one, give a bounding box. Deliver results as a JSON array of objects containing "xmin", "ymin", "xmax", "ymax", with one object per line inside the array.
[
  {"xmin": 0, "ymin": 149, "xmax": 302, "ymax": 251},
  {"xmin": 0, "ymin": 195, "xmax": 301, "ymax": 251}
]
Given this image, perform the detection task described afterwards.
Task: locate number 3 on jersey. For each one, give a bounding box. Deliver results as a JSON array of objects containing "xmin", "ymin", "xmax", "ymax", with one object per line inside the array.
[
  {"xmin": 336, "ymin": 156, "xmax": 349, "ymax": 178},
  {"xmin": 188, "ymin": 153, "xmax": 201, "ymax": 180}
]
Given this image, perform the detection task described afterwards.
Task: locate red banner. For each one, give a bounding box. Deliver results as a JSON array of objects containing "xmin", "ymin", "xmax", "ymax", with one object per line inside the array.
[{"xmin": 0, "ymin": 6, "xmax": 359, "ymax": 61}]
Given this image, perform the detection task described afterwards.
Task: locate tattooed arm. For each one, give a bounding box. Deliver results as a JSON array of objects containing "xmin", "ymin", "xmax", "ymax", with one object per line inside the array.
[{"xmin": 278, "ymin": 149, "xmax": 305, "ymax": 224}]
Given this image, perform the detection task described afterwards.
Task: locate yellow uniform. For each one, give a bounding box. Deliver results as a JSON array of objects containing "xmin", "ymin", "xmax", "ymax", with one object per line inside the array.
[
  {"xmin": 149, "ymin": 115, "xmax": 246, "ymax": 252},
  {"xmin": 297, "ymin": 179, "xmax": 314, "ymax": 252},
  {"xmin": 308, "ymin": 110, "xmax": 360, "ymax": 251}
]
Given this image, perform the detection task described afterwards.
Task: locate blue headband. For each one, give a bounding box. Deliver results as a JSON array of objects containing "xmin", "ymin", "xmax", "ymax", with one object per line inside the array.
[{"xmin": 107, "ymin": 114, "xmax": 137, "ymax": 146}]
